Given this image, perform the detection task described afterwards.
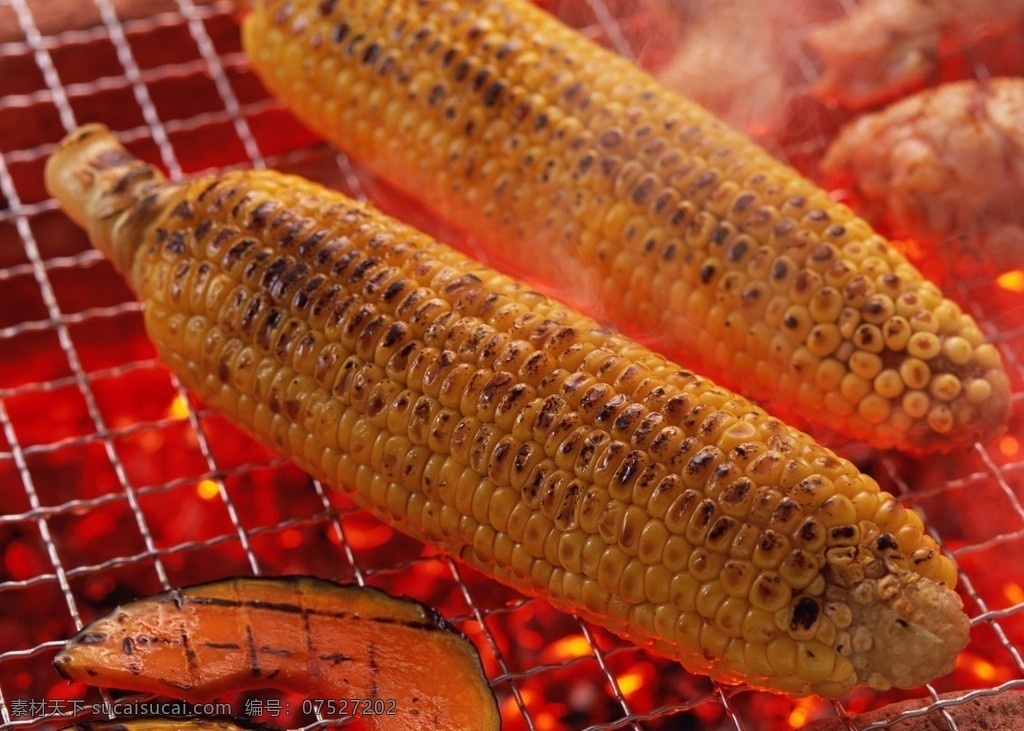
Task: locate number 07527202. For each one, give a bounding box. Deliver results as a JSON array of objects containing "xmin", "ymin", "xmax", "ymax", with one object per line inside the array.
[{"xmin": 301, "ymin": 698, "xmax": 399, "ymax": 716}]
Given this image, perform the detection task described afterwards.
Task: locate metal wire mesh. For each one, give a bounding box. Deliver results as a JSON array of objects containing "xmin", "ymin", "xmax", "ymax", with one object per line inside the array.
[{"xmin": 1, "ymin": 1, "xmax": 1023, "ymax": 729}]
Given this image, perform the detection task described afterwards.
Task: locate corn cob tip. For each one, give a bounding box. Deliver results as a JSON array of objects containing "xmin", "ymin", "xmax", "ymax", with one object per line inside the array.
[
  {"xmin": 45, "ymin": 124, "xmax": 172, "ymax": 277},
  {"xmin": 834, "ymin": 553, "xmax": 968, "ymax": 694}
]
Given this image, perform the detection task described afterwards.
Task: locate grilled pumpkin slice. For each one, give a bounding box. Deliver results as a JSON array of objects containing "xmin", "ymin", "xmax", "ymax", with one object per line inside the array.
[{"xmin": 54, "ymin": 576, "xmax": 500, "ymax": 731}]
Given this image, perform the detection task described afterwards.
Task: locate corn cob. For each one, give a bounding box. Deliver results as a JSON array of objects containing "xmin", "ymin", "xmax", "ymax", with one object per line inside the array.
[
  {"xmin": 46, "ymin": 124, "xmax": 969, "ymax": 699},
  {"xmin": 240, "ymin": 0, "xmax": 1011, "ymax": 454},
  {"xmin": 54, "ymin": 576, "xmax": 501, "ymax": 730}
]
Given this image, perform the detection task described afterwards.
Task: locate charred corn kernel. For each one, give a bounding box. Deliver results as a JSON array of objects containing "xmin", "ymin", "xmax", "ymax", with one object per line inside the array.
[
  {"xmin": 907, "ymin": 332, "xmax": 942, "ymax": 360},
  {"xmin": 239, "ymin": 0, "xmax": 1008, "ymax": 453},
  {"xmin": 47, "ymin": 125, "xmax": 970, "ymax": 699},
  {"xmin": 808, "ymin": 287, "xmax": 843, "ymax": 323}
]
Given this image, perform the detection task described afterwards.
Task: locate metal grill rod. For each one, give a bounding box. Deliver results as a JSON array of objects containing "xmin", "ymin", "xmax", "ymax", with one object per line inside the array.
[{"xmin": 174, "ymin": 0, "xmax": 266, "ymax": 168}]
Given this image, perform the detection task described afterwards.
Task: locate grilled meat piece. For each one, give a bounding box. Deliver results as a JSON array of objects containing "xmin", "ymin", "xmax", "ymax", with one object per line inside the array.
[{"xmin": 822, "ymin": 78, "xmax": 1024, "ymax": 276}]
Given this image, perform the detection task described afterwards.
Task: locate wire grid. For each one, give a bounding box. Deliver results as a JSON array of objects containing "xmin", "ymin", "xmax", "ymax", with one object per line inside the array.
[{"xmin": 0, "ymin": 1, "xmax": 1023, "ymax": 730}]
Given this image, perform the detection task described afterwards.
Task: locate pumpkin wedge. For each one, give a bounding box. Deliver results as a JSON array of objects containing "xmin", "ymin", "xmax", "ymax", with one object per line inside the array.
[{"xmin": 53, "ymin": 576, "xmax": 500, "ymax": 731}]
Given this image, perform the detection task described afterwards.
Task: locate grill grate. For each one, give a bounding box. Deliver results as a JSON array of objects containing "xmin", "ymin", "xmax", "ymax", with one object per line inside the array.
[{"xmin": 1, "ymin": 1, "xmax": 1023, "ymax": 729}]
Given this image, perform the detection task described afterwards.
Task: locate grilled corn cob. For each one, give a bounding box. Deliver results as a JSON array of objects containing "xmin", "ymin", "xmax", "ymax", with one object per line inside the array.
[
  {"xmin": 46, "ymin": 124, "xmax": 969, "ymax": 698},
  {"xmin": 240, "ymin": 0, "xmax": 1011, "ymax": 453}
]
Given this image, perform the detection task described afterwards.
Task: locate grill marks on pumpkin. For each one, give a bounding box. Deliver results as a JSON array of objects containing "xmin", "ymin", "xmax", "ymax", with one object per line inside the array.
[
  {"xmin": 168, "ymin": 592, "xmax": 449, "ymax": 631},
  {"xmin": 82, "ymin": 589, "xmax": 453, "ymax": 679},
  {"xmin": 53, "ymin": 573, "xmax": 498, "ymax": 727}
]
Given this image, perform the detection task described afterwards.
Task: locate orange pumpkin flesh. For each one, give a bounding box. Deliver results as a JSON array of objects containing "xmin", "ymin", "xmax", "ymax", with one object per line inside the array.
[{"xmin": 53, "ymin": 576, "xmax": 500, "ymax": 731}]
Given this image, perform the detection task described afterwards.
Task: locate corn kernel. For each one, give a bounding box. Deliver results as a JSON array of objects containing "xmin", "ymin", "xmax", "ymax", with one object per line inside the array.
[
  {"xmin": 840, "ymin": 372, "xmax": 872, "ymax": 405},
  {"xmin": 715, "ymin": 597, "xmax": 748, "ymax": 638},
  {"xmin": 964, "ymin": 379, "xmax": 993, "ymax": 405},
  {"xmin": 899, "ymin": 358, "xmax": 931, "ymax": 390},
  {"xmin": 930, "ymin": 373, "xmax": 963, "ymax": 402},
  {"xmin": 907, "ymin": 331, "xmax": 942, "ymax": 360},
  {"xmin": 750, "ymin": 572, "xmax": 791, "ymax": 613},
  {"xmin": 767, "ymin": 635, "xmax": 798, "ymax": 676},
  {"xmin": 858, "ymin": 393, "xmax": 891, "ymax": 424},
  {"xmin": 643, "ymin": 564, "xmax": 673, "ymax": 604},
  {"xmin": 808, "ymin": 286, "xmax": 844, "ymax": 322},
  {"xmin": 909, "ymin": 310, "xmax": 939, "ymax": 334},
  {"xmin": 720, "ymin": 559, "xmax": 757, "ymax": 598},
  {"xmin": 778, "ymin": 549, "xmax": 821, "ymax": 591},
  {"xmin": 619, "ymin": 557, "xmax": 648, "ymax": 604},
  {"xmin": 927, "ymin": 405, "xmax": 954, "ymax": 434},
  {"xmin": 872, "ymin": 369, "xmax": 905, "ymax": 399},
  {"xmin": 796, "ymin": 640, "xmax": 837, "ymax": 682},
  {"xmin": 849, "ymin": 351, "xmax": 883, "ymax": 380}
]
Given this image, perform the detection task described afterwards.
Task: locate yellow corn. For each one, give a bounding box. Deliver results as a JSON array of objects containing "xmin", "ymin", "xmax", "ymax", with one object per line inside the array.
[
  {"xmin": 240, "ymin": 0, "xmax": 1010, "ymax": 454},
  {"xmin": 46, "ymin": 124, "xmax": 969, "ymax": 698}
]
